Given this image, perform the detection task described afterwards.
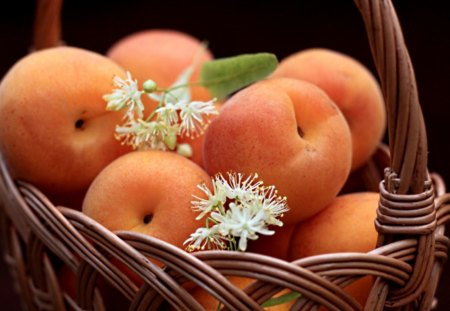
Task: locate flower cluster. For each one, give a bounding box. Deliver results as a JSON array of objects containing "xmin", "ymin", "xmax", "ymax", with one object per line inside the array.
[
  {"xmin": 184, "ymin": 172, "xmax": 289, "ymax": 252},
  {"xmin": 103, "ymin": 67, "xmax": 218, "ymax": 152}
]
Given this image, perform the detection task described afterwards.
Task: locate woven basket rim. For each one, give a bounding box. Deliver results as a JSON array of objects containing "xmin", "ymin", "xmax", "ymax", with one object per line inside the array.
[{"xmin": 1, "ymin": 0, "xmax": 450, "ymax": 310}]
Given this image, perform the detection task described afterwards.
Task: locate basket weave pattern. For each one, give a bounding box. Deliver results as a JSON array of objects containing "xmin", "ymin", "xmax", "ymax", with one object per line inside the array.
[{"xmin": 1, "ymin": 0, "xmax": 450, "ymax": 310}]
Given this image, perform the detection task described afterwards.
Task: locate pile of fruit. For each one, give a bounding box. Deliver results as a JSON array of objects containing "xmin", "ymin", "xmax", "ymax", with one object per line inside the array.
[{"xmin": 0, "ymin": 29, "xmax": 387, "ymax": 308}]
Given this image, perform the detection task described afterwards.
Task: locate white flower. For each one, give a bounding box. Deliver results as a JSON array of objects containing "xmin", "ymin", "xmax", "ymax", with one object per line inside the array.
[
  {"xmin": 261, "ymin": 186, "xmax": 289, "ymax": 227},
  {"xmin": 184, "ymin": 225, "xmax": 226, "ymax": 251},
  {"xmin": 187, "ymin": 172, "xmax": 290, "ymax": 252},
  {"xmin": 212, "ymin": 203, "xmax": 274, "ymax": 251},
  {"xmin": 107, "ymin": 70, "xmax": 218, "ymax": 151},
  {"xmin": 114, "ymin": 119, "xmax": 141, "ymax": 147},
  {"xmin": 225, "ymin": 172, "xmax": 264, "ymax": 202},
  {"xmin": 155, "ymin": 101, "xmax": 179, "ymax": 125},
  {"xmin": 105, "ymin": 49, "xmax": 218, "ymax": 154},
  {"xmin": 191, "ymin": 176, "xmax": 228, "ymax": 220},
  {"xmin": 104, "ymin": 71, "xmax": 145, "ymax": 119},
  {"xmin": 250, "ymin": 186, "xmax": 288, "ymax": 227},
  {"xmin": 178, "ymin": 99, "xmax": 218, "ymax": 138},
  {"xmin": 115, "ymin": 118, "xmax": 175, "ymax": 150},
  {"xmin": 142, "ymin": 121, "xmax": 175, "ymax": 150}
]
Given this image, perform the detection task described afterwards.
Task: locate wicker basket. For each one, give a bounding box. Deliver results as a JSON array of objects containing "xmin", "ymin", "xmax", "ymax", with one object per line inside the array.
[{"xmin": 1, "ymin": 0, "xmax": 450, "ymax": 310}]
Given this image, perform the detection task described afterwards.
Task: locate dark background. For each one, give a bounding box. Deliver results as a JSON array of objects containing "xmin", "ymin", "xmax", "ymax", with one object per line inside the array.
[{"xmin": 1, "ymin": 0, "xmax": 449, "ymax": 309}]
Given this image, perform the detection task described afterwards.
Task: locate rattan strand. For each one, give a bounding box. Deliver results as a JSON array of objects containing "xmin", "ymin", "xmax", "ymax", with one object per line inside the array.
[
  {"xmin": 20, "ymin": 184, "xmax": 208, "ymax": 311},
  {"xmin": 355, "ymin": 0, "xmax": 428, "ymax": 194},
  {"xmin": 1, "ymin": 0, "xmax": 450, "ymax": 310},
  {"xmin": 1, "ymin": 166, "xmax": 450, "ymax": 309},
  {"xmin": 32, "ymin": 0, "xmax": 62, "ymax": 50}
]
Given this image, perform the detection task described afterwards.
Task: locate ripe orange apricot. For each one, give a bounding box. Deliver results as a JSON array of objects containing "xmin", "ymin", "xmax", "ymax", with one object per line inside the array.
[
  {"xmin": 272, "ymin": 48, "xmax": 386, "ymax": 171},
  {"xmin": 82, "ymin": 150, "xmax": 211, "ymax": 253},
  {"xmin": 107, "ymin": 29, "xmax": 216, "ymax": 167},
  {"xmin": 203, "ymin": 77, "xmax": 352, "ymax": 223},
  {"xmin": 288, "ymin": 192, "xmax": 380, "ymax": 308},
  {"xmin": 107, "ymin": 29, "xmax": 213, "ymax": 110},
  {"xmin": 0, "ymin": 46, "xmax": 131, "ymax": 197}
]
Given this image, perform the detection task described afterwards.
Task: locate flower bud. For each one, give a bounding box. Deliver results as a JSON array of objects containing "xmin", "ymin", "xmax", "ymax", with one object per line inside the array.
[
  {"xmin": 164, "ymin": 132, "xmax": 177, "ymax": 150},
  {"xmin": 143, "ymin": 79, "xmax": 157, "ymax": 93},
  {"xmin": 177, "ymin": 143, "xmax": 193, "ymax": 158}
]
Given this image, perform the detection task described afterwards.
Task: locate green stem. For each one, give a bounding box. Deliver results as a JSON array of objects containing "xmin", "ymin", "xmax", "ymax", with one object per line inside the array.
[
  {"xmin": 229, "ymin": 237, "xmax": 237, "ymax": 251},
  {"xmin": 145, "ymin": 91, "xmax": 167, "ymax": 122},
  {"xmin": 261, "ymin": 291, "xmax": 302, "ymax": 308}
]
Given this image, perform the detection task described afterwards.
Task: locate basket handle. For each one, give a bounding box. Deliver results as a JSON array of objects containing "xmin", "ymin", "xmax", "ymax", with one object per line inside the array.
[
  {"xmin": 354, "ymin": 2, "xmax": 440, "ymax": 307},
  {"xmin": 32, "ymin": 0, "xmax": 63, "ymax": 50},
  {"xmin": 354, "ymin": 0, "xmax": 428, "ymax": 195}
]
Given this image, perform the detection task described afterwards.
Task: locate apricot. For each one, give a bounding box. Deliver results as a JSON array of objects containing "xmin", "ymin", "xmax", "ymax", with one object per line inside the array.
[
  {"xmin": 82, "ymin": 150, "xmax": 211, "ymax": 252},
  {"xmin": 288, "ymin": 192, "xmax": 380, "ymax": 308},
  {"xmin": 272, "ymin": 48, "xmax": 386, "ymax": 171},
  {"xmin": 107, "ymin": 29, "xmax": 216, "ymax": 167},
  {"xmin": 107, "ymin": 29, "xmax": 213, "ymax": 110},
  {"xmin": 203, "ymin": 77, "xmax": 352, "ymax": 223},
  {"xmin": 0, "ymin": 46, "xmax": 131, "ymax": 197}
]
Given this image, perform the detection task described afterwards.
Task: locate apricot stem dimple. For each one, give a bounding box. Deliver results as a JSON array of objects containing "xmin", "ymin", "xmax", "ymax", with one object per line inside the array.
[
  {"xmin": 297, "ymin": 126, "xmax": 304, "ymax": 138},
  {"xmin": 143, "ymin": 214, "xmax": 153, "ymax": 224},
  {"xmin": 75, "ymin": 119, "xmax": 85, "ymax": 130}
]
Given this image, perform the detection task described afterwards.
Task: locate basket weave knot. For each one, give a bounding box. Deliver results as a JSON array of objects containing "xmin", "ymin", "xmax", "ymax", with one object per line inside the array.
[{"xmin": 375, "ymin": 168, "xmax": 436, "ymax": 235}]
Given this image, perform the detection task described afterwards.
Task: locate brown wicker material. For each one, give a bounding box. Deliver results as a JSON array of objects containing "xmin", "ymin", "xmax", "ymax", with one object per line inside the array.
[
  {"xmin": 32, "ymin": 0, "xmax": 62, "ymax": 51},
  {"xmin": 1, "ymin": 0, "xmax": 450, "ymax": 310}
]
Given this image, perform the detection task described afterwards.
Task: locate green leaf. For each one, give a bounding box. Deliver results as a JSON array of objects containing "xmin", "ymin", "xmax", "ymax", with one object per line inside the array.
[
  {"xmin": 261, "ymin": 291, "xmax": 301, "ymax": 308},
  {"xmin": 200, "ymin": 53, "xmax": 278, "ymax": 99}
]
